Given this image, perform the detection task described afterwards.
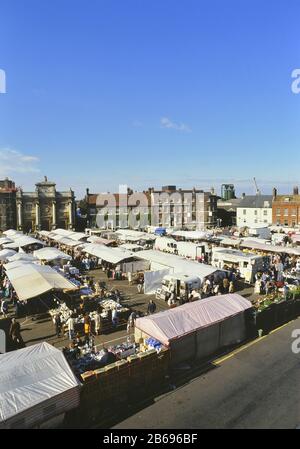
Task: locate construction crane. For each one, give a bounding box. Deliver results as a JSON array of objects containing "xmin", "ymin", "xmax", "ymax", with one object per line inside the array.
[{"xmin": 253, "ymin": 177, "xmax": 261, "ymax": 195}]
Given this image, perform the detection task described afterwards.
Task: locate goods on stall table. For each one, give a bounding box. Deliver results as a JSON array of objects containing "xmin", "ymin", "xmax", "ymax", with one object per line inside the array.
[{"xmin": 109, "ymin": 342, "xmax": 136, "ymax": 359}]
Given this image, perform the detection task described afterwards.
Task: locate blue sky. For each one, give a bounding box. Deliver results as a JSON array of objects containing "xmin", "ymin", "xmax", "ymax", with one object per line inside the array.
[{"xmin": 0, "ymin": 0, "xmax": 299, "ymax": 198}]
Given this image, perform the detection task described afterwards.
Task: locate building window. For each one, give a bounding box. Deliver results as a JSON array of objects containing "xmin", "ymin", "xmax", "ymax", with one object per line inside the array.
[
  {"xmin": 263, "ymin": 210, "xmax": 268, "ymax": 216},
  {"xmin": 254, "ymin": 210, "xmax": 257, "ymax": 215},
  {"xmin": 276, "ymin": 208, "xmax": 281, "ymax": 216},
  {"xmin": 284, "ymin": 208, "xmax": 289, "ymax": 216},
  {"xmin": 291, "ymin": 209, "xmax": 296, "ymax": 216},
  {"xmin": 243, "ymin": 209, "xmax": 246, "ymax": 215}
]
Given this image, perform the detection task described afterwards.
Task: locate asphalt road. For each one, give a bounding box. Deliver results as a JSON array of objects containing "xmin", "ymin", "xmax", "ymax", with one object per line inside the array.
[{"xmin": 114, "ymin": 318, "xmax": 300, "ymax": 429}]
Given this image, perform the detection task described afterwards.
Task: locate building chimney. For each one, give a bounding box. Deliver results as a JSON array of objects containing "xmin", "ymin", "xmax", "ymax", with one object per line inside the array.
[
  {"xmin": 272, "ymin": 187, "xmax": 277, "ymax": 199},
  {"xmin": 242, "ymin": 193, "xmax": 246, "ymax": 198},
  {"xmin": 293, "ymin": 186, "xmax": 299, "ymax": 195}
]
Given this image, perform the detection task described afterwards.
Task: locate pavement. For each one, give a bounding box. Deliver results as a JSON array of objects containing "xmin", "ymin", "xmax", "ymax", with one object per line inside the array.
[{"xmin": 114, "ymin": 317, "xmax": 300, "ymax": 429}]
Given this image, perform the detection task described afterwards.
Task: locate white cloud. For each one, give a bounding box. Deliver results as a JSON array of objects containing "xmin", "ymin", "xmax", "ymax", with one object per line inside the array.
[
  {"xmin": 0, "ymin": 148, "xmax": 40, "ymax": 176},
  {"xmin": 160, "ymin": 117, "xmax": 191, "ymax": 133}
]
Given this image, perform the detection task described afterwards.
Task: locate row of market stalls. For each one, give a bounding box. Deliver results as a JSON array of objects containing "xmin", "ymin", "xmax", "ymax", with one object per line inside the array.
[{"xmin": 0, "ymin": 293, "xmax": 254, "ymax": 429}]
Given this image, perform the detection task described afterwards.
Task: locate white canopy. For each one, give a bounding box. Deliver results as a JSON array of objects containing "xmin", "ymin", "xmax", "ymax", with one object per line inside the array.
[
  {"xmin": 49, "ymin": 228, "xmax": 74, "ymax": 237},
  {"xmin": 0, "ymin": 249, "xmax": 17, "ymax": 261},
  {"xmin": 135, "ymin": 294, "xmax": 252, "ymax": 346},
  {"xmin": 2, "ymin": 229, "xmax": 23, "ymax": 237},
  {"xmin": 5, "ymin": 263, "xmax": 76, "ymax": 301},
  {"xmin": 0, "ymin": 237, "xmax": 13, "ymax": 245},
  {"xmin": 56, "ymin": 237, "xmax": 83, "ymax": 247},
  {"xmin": 240, "ymin": 240, "xmax": 300, "ymax": 256},
  {"xmin": 0, "ymin": 342, "xmax": 81, "ymax": 426},
  {"xmin": 83, "ymin": 243, "xmax": 135, "ymax": 264},
  {"xmin": 4, "ymin": 260, "xmax": 36, "ymax": 271},
  {"xmin": 7, "ymin": 253, "xmax": 38, "ymax": 262},
  {"xmin": 171, "ymin": 230, "xmax": 209, "ymax": 240},
  {"xmin": 3, "ymin": 235, "xmax": 44, "ymax": 249},
  {"xmin": 33, "ymin": 247, "xmax": 72, "ymax": 262},
  {"xmin": 136, "ymin": 250, "xmax": 220, "ymax": 282},
  {"xmin": 87, "ymin": 236, "xmax": 115, "ymax": 245},
  {"xmin": 119, "ymin": 243, "xmax": 143, "ymax": 251}
]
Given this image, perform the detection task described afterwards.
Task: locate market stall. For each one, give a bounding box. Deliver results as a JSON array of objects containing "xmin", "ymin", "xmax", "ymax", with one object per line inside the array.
[
  {"xmin": 33, "ymin": 247, "xmax": 72, "ymax": 264},
  {"xmin": 0, "ymin": 249, "xmax": 17, "ymax": 261},
  {"xmin": 135, "ymin": 293, "xmax": 253, "ymax": 364},
  {"xmin": 0, "ymin": 342, "xmax": 81, "ymax": 429},
  {"xmin": 5, "ymin": 263, "xmax": 77, "ymax": 301}
]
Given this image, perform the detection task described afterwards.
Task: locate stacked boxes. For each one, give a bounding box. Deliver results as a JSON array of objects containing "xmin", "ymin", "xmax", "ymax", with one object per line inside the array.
[{"xmin": 72, "ymin": 347, "xmax": 170, "ymax": 427}]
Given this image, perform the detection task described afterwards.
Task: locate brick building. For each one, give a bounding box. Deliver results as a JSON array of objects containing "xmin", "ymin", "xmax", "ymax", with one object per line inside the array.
[
  {"xmin": 272, "ymin": 187, "xmax": 300, "ymax": 227},
  {"xmin": 85, "ymin": 185, "xmax": 218, "ymax": 230}
]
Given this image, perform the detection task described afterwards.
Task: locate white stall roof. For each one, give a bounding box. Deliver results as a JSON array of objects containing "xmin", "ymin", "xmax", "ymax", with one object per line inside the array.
[
  {"xmin": 0, "ymin": 249, "xmax": 17, "ymax": 261},
  {"xmin": 83, "ymin": 243, "xmax": 135, "ymax": 264},
  {"xmin": 49, "ymin": 228, "xmax": 75, "ymax": 237},
  {"xmin": 56, "ymin": 237, "xmax": 83, "ymax": 247},
  {"xmin": 171, "ymin": 230, "xmax": 209, "ymax": 240},
  {"xmin": 136, "ymin": 250, "xmax": 219, "ymax": 281},
  {"xmin": 3, "ymin": 236, "xmax": 44, "ymax": 249},
  {"xmin": 240, "ymin": 240, "xmax": 300, "ymax": 256},
  {"xmin": 119, "ymin": 243, "xmax": 143, "ymax": 251},
  {"xmin": 135, "ymin": 293, "xmax": 252, "ymax": 346},
  {"xmin": 2, "ymin": 229, "xmax": 23, "ymax": 237},
  {"xmin": 67, "ymin": 232, "xmax": 88, "ymax": 241},
  {"xmin": 5, "ymin": 263, "xmax": 76, "ymax": 301},
  {"xmin": 33, "ymin": 247, "xmax": 72, "ymax": 261},
  {"xmin": 0, "ymin": 237, "xmax": 13, "ymax": 245},
  {"xmin": 0, "ymin": 342, "xmax": 81, "ymax": 424},
  {"xmin": 219, "ymin": 237, "xmax": 242, "ymax": 246},
  {"xmin": 7, "ymin": 253, "xmax": 38, "ymax": 262},
  {"xmin": 87, "ymin": 236, "xmax": 115, "ymax": 245},
  {"xmin": 4, "ymin": 260, "xmax": 35, "ymax": 271}
]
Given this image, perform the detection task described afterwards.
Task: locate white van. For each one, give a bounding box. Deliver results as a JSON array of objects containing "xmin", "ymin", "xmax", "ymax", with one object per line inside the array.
[
  {"xmin": 211, "ymin": 248, "xmax": 264, "ymax": 283},
  {"xmin": 161, "ymin": 273, "xmax": 201, "ymax": 298}
]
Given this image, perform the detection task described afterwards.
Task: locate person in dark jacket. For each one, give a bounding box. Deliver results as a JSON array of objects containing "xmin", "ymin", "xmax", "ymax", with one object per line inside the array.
[
  {"xmin": 147, "ymin": 299, "xmax": 157, "ymax": 315},
  {"xmin": 55, "ymin": 313, "xmax": 62, "ymax": 337},
  {"xmin": 9, "ymin": 318, "xmax": 25, "ymax": 348}
]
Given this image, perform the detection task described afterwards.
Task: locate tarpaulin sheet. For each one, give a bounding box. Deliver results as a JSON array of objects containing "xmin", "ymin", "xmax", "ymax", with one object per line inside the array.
[
  {"xmin": 0, "ymin": 342, "xmax": 81, "ymax": 423},
  {"xmin": 5, "ymin": 263, "xmax": 76, "ymax": 300},
  {"xmin": 144, "ymin": 268, "xmax": 171, "ymax": 294},
  {"xmin": 135, "ymin": 293, "xmax": 252, "ymax": 346},
  {"xmin": 33, "ymin": 247, "xmax": 72, "ymax": 261}
]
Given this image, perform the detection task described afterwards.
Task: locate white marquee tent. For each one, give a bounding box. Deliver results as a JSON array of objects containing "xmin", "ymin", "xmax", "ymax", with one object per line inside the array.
[
  {"xmin": 0, "ymin": 249, "xmax": 17, "ymax": 261},
  {"xmin": 5, "ymin": 263, "xmax": 77, "ymax": 301},
  {"xmin": 0, "ymin": 342, "xmax": 81, "ymax": 429},
  {"xmin": 135, "ymin": 294, "xmax": 252, "ymax": 364},
  {"xmin": 33, "ymin": 247, "xmax": 72, "ymax": 262},
  {"xmin": 136, "ymin": 250, "xmax": 221, "ymax": 283},
  {"xmin": 83, "ymin": 243, "xmax": 135, "ymax": 265}
]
